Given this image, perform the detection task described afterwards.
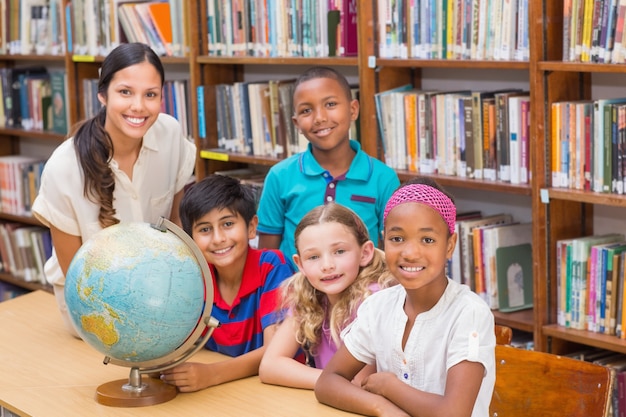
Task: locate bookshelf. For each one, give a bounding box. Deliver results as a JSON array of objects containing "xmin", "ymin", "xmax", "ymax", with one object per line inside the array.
[
  {"xmin": 3, "ymin": 0, "xmax": 626, "ymax": 359},
  {"xmin": 532, "ymin": 0, "xmax": 626, "ymax": 355},
  {"xmin": 192, "ymin": 0, "xmax": 538, "ymax": 343},
  {"xmin": 0, "ymin": 1, "xmax": 194, "ymax": 296},
  {"xmin": 0, "ymin": 52, "xmax": 73, "ymax": 294}
]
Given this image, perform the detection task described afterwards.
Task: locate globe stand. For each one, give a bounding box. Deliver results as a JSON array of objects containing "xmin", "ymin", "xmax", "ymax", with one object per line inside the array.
[
  {"xmin": 95, "ymin": 307, "xmax": 219, "ymax": 407},
  {"xmin": 85, "ymin": 218, "xmax": 220, "ymax": 408},
  {"xmin": 96, "ymin": 370, "xmax": 177, "ymax": 407}
]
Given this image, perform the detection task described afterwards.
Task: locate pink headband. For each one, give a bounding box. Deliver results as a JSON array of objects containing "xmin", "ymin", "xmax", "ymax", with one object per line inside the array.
[{"xmin": 384, "ymin": 184, "xmax": 456, "ymax": 235}]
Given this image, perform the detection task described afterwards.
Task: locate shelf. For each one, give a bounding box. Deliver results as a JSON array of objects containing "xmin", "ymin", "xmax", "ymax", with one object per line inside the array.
[
  {"xmin": 0, "ymin": 128, "xmax": 66, "ymax": 141},
  {"xmin": 538, "ymin": 61, "xmax": 626, "ymax": 74},
  {"xmin": 0, "ymin": 54, "xmax": 66, "ymax": 62},
  {"xmin": 546, "ymin": 188, "xmax": 626, "ymax": 207},
  {"xmin": 543, "ymin": 324, "xmax": 626, "ymax": 355},
  {"xmin": 375, "ymin": 58, "xmax": 529, "ymax": 70},
  {"xmin": 0, "ymin": 272, "xmax": 52, "ymax": 293},
  {"xmin": 396, "ymin": 171, "xmax": 532, "ymax": 195},
  {"xmin": 196, "ymin": 56, "xmax": 359, "ymax": 66},
  {"xmin": 0, "ymin": 213, "xmax": 43, "ymax": 226},
  {"xmin": 200, "ymin": 149, "xmax": 282, "ymax": 167},
  {"xmin": 493, "ymin": 308, "xmax": 535, "ymax": 333},
  {"xmin": 71, "ymin": 55, "xmax": 189, "ymax": 65}
]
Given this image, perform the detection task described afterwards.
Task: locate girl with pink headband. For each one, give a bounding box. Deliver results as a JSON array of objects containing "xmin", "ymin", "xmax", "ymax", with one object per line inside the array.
[{"xmin": 316, "ymin": 176, "xmax": 495, "ymax": 417}]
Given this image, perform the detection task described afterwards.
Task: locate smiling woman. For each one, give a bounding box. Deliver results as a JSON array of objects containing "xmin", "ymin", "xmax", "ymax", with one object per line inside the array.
[{"xmin": 31, "ymin": 43, "xmax": 196, "ymax": 338}]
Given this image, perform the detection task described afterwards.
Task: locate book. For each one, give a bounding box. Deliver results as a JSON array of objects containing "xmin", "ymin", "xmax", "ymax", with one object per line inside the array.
[
  {"xmin": 462, "ymin": 96, "xmax": 476, "ymax": 178},
  {"xmin": 588, "ymin": 240, "xmax": 623, "ymax": 332},
  {"xmin": 496, "ymin": 243, "xmax": 533, "ymax": 312},
  {"xmin": 485, "ymin": 222, "xmax": 532, "ymax": 309},
  {"xmin": 12, "ymin": 227, "xmax": 39, "ymax": 282},
  {"xmin": 417, "ymin": 90, "xmax": 439, "ymax": 174},
  {"xmin": 458, "ymin": 213, "xmax": 514, "ymax": 289},
  {"xmin": 557, "ymin": 238, "xmax": 575, "ymax": 327},
  {"xmin": 6, "ymin": 67, "xmax": 46, "ymax": 128},
  {"xmin": 450, "ymin": 210, "xmax": 483, "ymax": 284},
  {"xmin": 49, "ymin": 70, "xmax": 68, "ymax": 135},
  {"xmin": 403, "ymin": 90, "xmax": 419, "ymax": 172},
  {"xmin": 327, "ymin": 9, "xmax": 340, "ymax": 57},
  {"xmin": 148, "ymin": 2, "xmax": 173, "ymax": 55},
  {"xmin": 592, "ymin": 96, "xmax": 626, "ymax": 193},
  {"xmin": 603, "ymin": 242, "xmax": 626, "ymax": 334},
  {"xmin": 570, "ymin": 234, "xmax": 624, "ymax": 330},
  {"xmin": 508, "ymin": 94, "xmax": 530, "ymax": 185},
  {"xmin": 374, "ymin": 84, "xmax": 413, "ymax": 167},
  {"xmin": 470, "ymin": 89, "xmax": 522, "ymax": 180},
  {"xmin": 618, "ymin": 251, "xmax": 626, "ymax": 338},
  {"xmin": 482, "ymin": 97, "xmax": 497, "ymax": 180}
]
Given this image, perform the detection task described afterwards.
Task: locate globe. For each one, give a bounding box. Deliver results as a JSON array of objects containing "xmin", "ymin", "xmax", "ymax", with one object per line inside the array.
[{"xmin": 64, "ymin": 218, "xmax": 218, "ymax": 407}]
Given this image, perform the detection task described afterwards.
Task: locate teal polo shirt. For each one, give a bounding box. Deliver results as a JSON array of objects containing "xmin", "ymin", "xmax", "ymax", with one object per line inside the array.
[{"xmin": 257, "ymin": 140, "xmax": 400, "ymax": 264}]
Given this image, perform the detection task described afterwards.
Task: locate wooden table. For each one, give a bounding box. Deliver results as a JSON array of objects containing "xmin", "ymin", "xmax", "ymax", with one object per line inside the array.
[{"xmin": 0, "ymin": 291, "xmax": 355, "ymax": 416}]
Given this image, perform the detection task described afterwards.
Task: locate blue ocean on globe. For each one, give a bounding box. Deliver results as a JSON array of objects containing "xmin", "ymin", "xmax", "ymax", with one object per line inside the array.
[{"xmin": 65, "ymin": 222, "xmax": 206, "ymax": 364}]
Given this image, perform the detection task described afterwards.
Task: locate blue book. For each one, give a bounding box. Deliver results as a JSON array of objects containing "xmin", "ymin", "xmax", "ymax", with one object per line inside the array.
[{"xmin": 197, "ymin": 85, "xmax": 206, "ymax": 139}]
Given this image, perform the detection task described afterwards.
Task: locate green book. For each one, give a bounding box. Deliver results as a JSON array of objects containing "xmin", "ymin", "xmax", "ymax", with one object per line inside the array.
[
  {"xmin": 49, "ymin": 71, "xmax": 68, "ymax": 135},
  {"xmin": 496, "ymin": 243, "xmax": 533, "ymax": 312},
  {"xmin": 327, "ymin": 10, "xmax": 340, "ymax": 57}
]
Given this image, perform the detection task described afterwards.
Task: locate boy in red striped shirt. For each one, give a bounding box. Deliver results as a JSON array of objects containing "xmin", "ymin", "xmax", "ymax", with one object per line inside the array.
[{"xmin": 160, "ymin": 174, "xmax": 295, "ymax": 392}]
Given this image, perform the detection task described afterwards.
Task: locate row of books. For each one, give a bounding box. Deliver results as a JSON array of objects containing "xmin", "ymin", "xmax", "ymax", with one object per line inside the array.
[
  {"xmin": 556, "ymin": 234, "xmax": 626, "ymax": 338},
  {"xmin": 563, "ymin": 0, "xmax": 626, "ymax": 64},
  {"xmin": 197, "ymin": 80, "xmax": 359, "ymax": 159},
  {"xmin": 198, "ymin": 80, "xmax": 302, "ymax": 159},
  {"xmin": 551, "ymin": 97, "xmax": 626, "ymax": 194},
  {"xmin": 0, "ymin": 222, "xmax": 52, "ymax": 286},
  {"xmin": 70, "ymin": 0, "xmax": 187, "ymax": 57},
  {"xmin": 375, "ymin": 86, "xmax": 530, "ymax": 184},
  {"xmin": 449, "ymin": 211, "xmax": 533, "ymax": 311},
  {"xmin": 0, "ymin": 156, "xmax": 45, "ymax": 217},
  {"xmin": 82, "ymin": 77, "xmax": 193, "ymax": 138},
  {"xmin": 377, "ymin": 0, "xmax": 529, "ymax": 61},
  {"xmin": 1, "ymin": 0, "xmax": 65, "ymax": 55},
  {"xmin": 206, "ymin": 0, "xmax": 358, "ymax": 58},
  {"xmin": 0, "ymin": 67, "xmax": 69, "ymax": 134}
]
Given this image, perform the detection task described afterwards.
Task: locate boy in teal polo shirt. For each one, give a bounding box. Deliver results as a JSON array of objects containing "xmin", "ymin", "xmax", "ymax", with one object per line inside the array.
[{"xmin": 256, "ymin": 66, "xmax": 399, "ymax": 263}]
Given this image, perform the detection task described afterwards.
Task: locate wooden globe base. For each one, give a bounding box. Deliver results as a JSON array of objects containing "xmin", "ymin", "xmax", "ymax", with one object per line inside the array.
[{"xmin": 96, "ymin": 377, "xmax": 177, "ymax": 407}]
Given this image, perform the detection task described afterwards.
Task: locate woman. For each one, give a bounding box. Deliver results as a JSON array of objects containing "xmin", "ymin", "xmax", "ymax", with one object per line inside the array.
[{"xmin": 32, "ymin": 43, "xmax": 196, "ymax": 336}]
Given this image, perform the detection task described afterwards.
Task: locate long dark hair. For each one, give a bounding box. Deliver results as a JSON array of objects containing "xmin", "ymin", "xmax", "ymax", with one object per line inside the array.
[{"xmin": 74, "ymin": 43, "xmax": 164, "ymax": 228}]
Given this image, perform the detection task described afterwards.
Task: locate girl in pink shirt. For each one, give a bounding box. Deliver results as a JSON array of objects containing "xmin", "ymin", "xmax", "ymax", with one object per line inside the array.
[{"xmin": 259, "ymin": 203, "xmax": 395, "ymax": 389}]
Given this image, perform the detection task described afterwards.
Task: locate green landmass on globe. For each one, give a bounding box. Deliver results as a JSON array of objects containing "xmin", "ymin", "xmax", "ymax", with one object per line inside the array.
[{"xmin": 65, "ymin": 222, "xmax": 207, "ymax": 365}]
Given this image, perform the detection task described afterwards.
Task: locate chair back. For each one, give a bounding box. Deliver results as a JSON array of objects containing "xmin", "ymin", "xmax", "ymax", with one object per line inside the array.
[
  {"xmin": 494, "ymin": 325, "xmax": 512, "ymax": 345},
  {"xmin": 489, "ymin": 345, "xmax": 612, "ymax": 417}
]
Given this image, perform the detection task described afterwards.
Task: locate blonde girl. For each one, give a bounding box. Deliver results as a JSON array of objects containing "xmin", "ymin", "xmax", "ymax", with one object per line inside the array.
[{"xmin": 259, "ymin": 202, "xmax": 395, "ymax": 389}]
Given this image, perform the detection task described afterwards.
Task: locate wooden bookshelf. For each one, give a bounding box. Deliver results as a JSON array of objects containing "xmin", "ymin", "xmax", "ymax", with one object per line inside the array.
[
  {"xmin": 4, "ymin": 0, "xmax": 626, "ymax": 359},
  {"xmin": 531, "ymin": 0, "xmax": 626, "ymax": 355}
]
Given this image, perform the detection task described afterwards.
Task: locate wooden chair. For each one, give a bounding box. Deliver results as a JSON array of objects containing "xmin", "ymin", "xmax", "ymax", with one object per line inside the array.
[
  {"xmin": 489, "ymin": 345, "xmax": 612, "ymax": 417},
  {"xmin": 494, "ymin": 324, "xmax": 512, "ymax": 345}
]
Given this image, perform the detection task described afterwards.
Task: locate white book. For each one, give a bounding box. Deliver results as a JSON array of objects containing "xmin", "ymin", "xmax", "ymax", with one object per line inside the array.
[
  {"xmin": 508, "ymin": 95, "xmax": 529, "ymax": 184},
  {"xmin": 499, "ymin": 0, "xmax": 518, "ymax": 60},
  {"xmin": 488, "ymin": 0, "xmax": 504, "ymax": 60},
  {"xmin": 476, "ymin": 0, "xmax": 490, "ymax": 59},
  {"xmin": 12, "ymin": 227, "xmax": 38, "ymax": 283},
  {"xmin": 29, "ymin": 228, "xmax": 47, "ymax": 285}
]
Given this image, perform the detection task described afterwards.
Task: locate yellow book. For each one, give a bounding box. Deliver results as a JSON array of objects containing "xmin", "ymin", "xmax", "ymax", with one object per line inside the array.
[
  {"xmin": 581, "ymin": 0, "xmax": 594, "ymax": 61},
  {"xmin": 403, "ymin": 91, "xmax": 418, "ymax": 172},
  {"xmin": 446, "ymin": 0, "xmax": 456, "ymax": 58}
]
